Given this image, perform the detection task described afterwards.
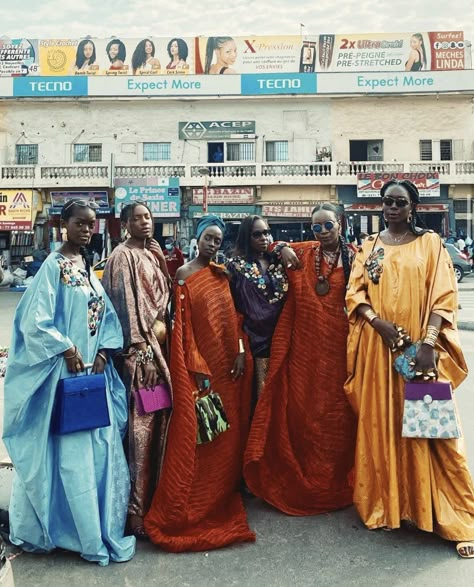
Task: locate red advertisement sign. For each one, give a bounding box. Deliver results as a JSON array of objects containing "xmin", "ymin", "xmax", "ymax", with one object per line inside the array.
[
  {"xmin": 357, "ymin": 173, "xmax": 440, "ymax": 198},
  {"xmin": 428, "ymin": 31, "xmax": 465, "ymax": 71}
]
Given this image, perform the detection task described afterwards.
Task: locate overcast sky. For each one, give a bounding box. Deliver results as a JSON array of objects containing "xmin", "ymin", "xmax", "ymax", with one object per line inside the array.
[{"xmin": 1, "ymin": 0, "xmax": 473, "ymax": 40}]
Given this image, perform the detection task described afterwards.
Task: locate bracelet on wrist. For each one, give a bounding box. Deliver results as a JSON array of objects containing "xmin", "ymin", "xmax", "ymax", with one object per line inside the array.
[
  {"xmin": 423, "ymin": 326, "xmax": 439, "ymax": 348},
  {"xmin": 97, "ymin": 351, "xmax": 107, "ymax": 363},
  {"xmin": 273, "ymin": 242, "xmax": 290, "ymax": 259},
  {"xmin": 238, "ymin": 338, "xmax": 245, "ymax": 354},
  {"xmin": 64, "ymin": 345, "xmax": 78, "ymax": 359},
  {"xmin": 136, "ymin": 345, "xmax": 154, "ymax": 365},
  {"xmin": 364, "ymin": 309, "xmax": 379, "ymax": 324}
]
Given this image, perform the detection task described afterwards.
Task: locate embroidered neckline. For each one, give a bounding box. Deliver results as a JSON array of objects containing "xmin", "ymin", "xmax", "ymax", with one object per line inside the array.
[{"xmin": 230, "ymin": 256, "xmax": 288, "ymax": 304}]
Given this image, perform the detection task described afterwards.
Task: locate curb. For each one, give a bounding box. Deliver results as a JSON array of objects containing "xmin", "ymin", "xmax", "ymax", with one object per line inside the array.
[{"xmin": 458, "ymin": 321, "xmax": 474, "ymax": 332}]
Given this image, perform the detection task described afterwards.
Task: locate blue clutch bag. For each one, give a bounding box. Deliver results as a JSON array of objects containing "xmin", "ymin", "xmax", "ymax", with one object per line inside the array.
[
  {"xmin": 393, "ymin": 342, "xmax": 420, "ymax": 381},
  {"xmin": 52, "ymin": 369, "xmax": 110, "ymax": 435}
]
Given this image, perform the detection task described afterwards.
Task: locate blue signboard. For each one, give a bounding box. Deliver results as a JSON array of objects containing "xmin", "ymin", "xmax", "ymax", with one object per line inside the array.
[
  {"xmin": 114, "ymin": 177, "xmax": 180, "ymax": 218},
  {"xmin": 241, "ymin": 73, "xmax": 317, "ymax": 95},
  {"xmin": 13, "ymin": 76, "xmax": 88, "ymax": 97}
]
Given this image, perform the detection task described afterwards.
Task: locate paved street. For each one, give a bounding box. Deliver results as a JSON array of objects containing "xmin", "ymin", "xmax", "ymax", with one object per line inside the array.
[{"xmin": 0, "ymin": 282, "xmax": 473, "ymax": 586}]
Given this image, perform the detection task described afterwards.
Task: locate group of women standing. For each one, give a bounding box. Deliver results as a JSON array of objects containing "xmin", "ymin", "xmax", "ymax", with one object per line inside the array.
[{"xmin": 4, "ymin": 179, "xmax": 474, "ymax": 566}]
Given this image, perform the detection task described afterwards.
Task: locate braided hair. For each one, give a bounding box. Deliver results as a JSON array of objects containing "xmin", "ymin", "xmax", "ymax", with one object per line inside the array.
[
  {"xmin": 311, "ymin": 203, "xmax": 353, "ymax": 285},
  {"xmin": 380, "ymin": 179, "xmax": 428, "ymax": 236},
  {"xmin": 61, "ymin": 199, "xmax": 95, "ymax": 277}
]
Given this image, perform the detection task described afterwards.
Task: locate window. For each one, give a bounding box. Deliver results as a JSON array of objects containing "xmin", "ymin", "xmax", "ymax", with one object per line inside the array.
[
  {"xmin": 266, "ymin": 141, "xmax": 289, "ymax": 162},
  {"xmin": 74, "ymin": 144, "xmax": 102, "ymax": 163},
  {"xmin": 143, "ymin": 142, "xmax": 171, "ymax": 161},
  {"xmin": 349, "ymin": 140, "xmax": 383, "ymax": 161},
  {"xmin": 440, "ymin": 140, "xmax": 452, "ymax": 161},
  {"xmin": 16, "ymin": 144, "xmax": 38, "ymax": 164},
  {"xmin": 226, "ymin": 142, "xmax": 254, "ymax": 161},
  {"xmin": 419, "ymin": 140, "xmax": 432, "ymax": 160}
]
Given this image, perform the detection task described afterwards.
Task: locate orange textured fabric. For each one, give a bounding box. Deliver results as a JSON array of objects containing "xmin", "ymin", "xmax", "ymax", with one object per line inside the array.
[
  {"xmin": 144, "ymin": 265, "xmax": 256, "ymax": 551},
  {"xmin": 345, "ymin": 233, "xmax": 474, "ymax": 540},
  {"xmin": 244, "ymin": 242, "xmax": 357, "ymax": 516}
]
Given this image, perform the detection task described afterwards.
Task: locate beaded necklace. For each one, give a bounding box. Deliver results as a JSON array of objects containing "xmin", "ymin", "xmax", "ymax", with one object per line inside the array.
[
  {"xmin": 314, "ymin": 245, "xmax": 340, "ymax": 296},
  {"xmin": 231, "ymin": 256, "xmax": 288, "ymax": 304}
]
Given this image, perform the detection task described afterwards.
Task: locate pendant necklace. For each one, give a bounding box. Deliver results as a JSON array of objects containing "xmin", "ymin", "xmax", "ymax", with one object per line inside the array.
[
  {"xmin": 314, "ymin": 245, "xmax": 340, "ymax": 296},
  {"xmin": 387, "ymin": 230, "xmax": 409, "ymax": 244}
]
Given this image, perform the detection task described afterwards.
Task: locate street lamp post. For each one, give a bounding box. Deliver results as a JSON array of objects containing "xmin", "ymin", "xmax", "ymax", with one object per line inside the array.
[{"xmin": 197, "ymin": 167, "xmax": 210, "ymax": 215}]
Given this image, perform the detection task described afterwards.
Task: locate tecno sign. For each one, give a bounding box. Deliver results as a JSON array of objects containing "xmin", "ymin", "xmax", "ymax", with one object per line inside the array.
[{"xmin": 13, "ymin": 76, "xmax": 88, "ymax": 97}]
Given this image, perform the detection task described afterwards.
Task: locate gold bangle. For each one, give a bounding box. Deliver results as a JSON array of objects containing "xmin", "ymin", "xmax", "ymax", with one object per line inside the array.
[
  {"xmin": 364, "ymin": 309, "xmax": 378, "ymax": 324},
  {"xmin": 97, "ymin": 351, "xmax": 107, "ymax": 363},
  {"xmin": 238, "ymin": 338, "xmax": 245, "ymax": 354},
  {"xmin": 426, "ymin": 325, "xmax": 439, "ymax": 338},
  {"xmin": 64, "ymin": 345, "xmax": 78, "ymax": 359},
  {"xmin": 423, "ymin": 337, "xmax": 437, "ymax": 348}
]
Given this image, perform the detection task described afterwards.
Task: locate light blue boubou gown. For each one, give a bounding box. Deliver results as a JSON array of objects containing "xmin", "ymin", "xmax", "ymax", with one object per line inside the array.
[{"xmin": 3, "ymin": 253, "xmax": 136, "ymax": 565}]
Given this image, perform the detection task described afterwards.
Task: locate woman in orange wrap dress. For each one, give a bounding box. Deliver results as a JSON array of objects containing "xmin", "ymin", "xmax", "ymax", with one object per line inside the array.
[
  {"xmin": 345, "ymin": 179, "xmax": 474, "ymax": 558},
  {"xmin": 145, "ymin": 215, "xmax": 256, "ymax": 551},
  {"xmin": 244, "ymin": 203, "xmax": 357, "ymax": 516}
]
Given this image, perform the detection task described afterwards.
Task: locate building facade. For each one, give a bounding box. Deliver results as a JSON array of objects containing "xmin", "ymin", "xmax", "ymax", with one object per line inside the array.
[{"xmin": 1, "ymin": 72, "xmax": 474, "ymax": 264}]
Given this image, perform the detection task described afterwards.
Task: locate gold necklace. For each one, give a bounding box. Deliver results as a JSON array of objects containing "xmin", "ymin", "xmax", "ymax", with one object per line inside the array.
[{"xmin": 387, "ymin": 230, "xmax": 410, "ymax": 244}]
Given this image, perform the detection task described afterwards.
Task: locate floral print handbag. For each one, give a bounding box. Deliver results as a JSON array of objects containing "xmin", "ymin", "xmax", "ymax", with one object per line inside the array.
[{"xmin": 402, "ymin": 381, "xmax": 461, "ymax": 439}]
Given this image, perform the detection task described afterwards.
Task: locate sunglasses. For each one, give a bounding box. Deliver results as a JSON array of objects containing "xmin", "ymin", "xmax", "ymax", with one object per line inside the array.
[
  {"xmin": 252, "ymin": 229, "xmax": 271, "ymax": 238},
  {"xmin": 63, "ymin": 199, "xmax": 99, "ymax": 210},
  {"xmin": 312, "ymin": 221, "xmax": 336, "ymax": 233},
  {"xmin": 382, "ymin": 196, "xmax": 410, "ymax": 208}
]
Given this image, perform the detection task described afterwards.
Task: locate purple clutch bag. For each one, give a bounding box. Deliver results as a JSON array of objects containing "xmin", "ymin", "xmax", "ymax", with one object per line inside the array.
[
  {"xmin": 404, "ymin": 381, "xmax": 453, "ymax": 401},
  {"xmin": 133, "ymin": 383, "xmax": 172, "ymax": 416}
]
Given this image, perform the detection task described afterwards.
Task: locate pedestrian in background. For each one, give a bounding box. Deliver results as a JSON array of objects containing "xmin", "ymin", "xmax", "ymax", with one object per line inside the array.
[
  {"xmin": 3, "ymin": 199, "xmax": 135, "ymax": 565},
  {"xmin": 102, "ymin": 202, "xmax": 172, "ymax": 540},
  {"xmin": 163, "ymin": 236, "xmax": 184, "ymax": 279},
  {"xmin": 345, "ymin": 179, "xmax": 474, "ymax": 558}
]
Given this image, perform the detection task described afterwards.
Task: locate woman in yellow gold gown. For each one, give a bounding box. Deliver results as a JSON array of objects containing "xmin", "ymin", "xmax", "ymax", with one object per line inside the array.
[{"xmin": 345, "ymin": 179, "xmax": 474, "ymax": 558}]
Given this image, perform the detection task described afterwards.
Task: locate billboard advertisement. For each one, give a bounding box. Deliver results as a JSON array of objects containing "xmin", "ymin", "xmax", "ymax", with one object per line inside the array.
[
  {"xmin": 192, "ymin": 187, "xmax": 255, "ymax": 205},
  {"xmin": 2, "ymin": 32, "xmax": 465, "ymax": 78},
  {"xmin": 317, "ymin": 31, "xmax": 466, "ymax": 72},
  {"xmin": 357, "ymin": 173, "xmax": 440, "ymax": 198},
  {"xmin": 36, "ymin": 37, "xmax": 194, "ymax": 77},
  {"xmin": 0, "ymin": 189, "xmax": 33, "ymax": 230},
  {"xmin": 114, "ymin": 177, "xmax": 180, "ymax": 218}
]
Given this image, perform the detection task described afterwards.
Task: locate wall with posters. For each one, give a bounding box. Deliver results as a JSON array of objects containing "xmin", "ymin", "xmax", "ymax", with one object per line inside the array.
[{"xmin": 0, "ymin": 32, "xmax": 469, "ymax": 82}]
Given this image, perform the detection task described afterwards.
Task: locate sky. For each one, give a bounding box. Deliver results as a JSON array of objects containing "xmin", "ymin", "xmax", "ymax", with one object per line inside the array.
[{"xmin": 1, "ymin": 0, "xmax": 473, "ymax": 40}]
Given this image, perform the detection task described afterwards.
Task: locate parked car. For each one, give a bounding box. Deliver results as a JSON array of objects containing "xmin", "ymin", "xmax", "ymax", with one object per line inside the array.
[
  {"xmin": 92, "ymin": 258, "xmax": 108, "ymax": 281},
  {"xmin": 445, "ymin": 243, "xmax": 471, "ymax": 283}
]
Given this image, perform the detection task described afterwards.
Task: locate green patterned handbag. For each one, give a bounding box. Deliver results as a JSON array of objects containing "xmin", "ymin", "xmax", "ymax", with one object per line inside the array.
[{"xmin": 195, "ymin": 391, "xmax": 230, "ymax": 444}]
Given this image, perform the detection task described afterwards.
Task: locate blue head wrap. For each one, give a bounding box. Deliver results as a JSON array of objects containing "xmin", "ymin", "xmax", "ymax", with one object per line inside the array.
[{"xmin": 196, "ymin": 215, "xmax": 226, "ymax": 240}]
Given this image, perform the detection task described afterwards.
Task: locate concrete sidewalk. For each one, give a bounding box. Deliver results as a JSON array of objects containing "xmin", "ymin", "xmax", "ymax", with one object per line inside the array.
[{"xmin": 457, "ymin": 272, "xmax": 474, "ymax": 331}]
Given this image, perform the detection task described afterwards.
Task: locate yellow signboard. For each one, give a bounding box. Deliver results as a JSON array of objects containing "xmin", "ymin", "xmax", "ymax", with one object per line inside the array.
[{"xmin": 0, "ymin": 189, "xmax": 33, "ymax": 230}]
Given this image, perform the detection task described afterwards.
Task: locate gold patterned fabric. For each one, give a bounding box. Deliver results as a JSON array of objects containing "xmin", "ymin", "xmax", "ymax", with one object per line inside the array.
[
  {"xmin": 345, "ymin": 232, "xmax": 474, "ymax": 541},
  {"xmin": 103, "ymin": 244, "xmax": 171, "ymax": 517}
]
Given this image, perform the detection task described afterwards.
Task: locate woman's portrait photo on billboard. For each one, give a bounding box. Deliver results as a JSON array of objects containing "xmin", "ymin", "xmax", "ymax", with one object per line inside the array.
[
  {"xmin": 132, "ymin": 38, "xmax": 161, "ymax": 74},
  {"xmin": 106, "ymin": 39, "xmax": 126, "ymax": 70},
  {"xmin": 166, "ymin": 38, "xmax": 189, "ymax": 70},
  {"xmin": 204, "ymin": 36, "xmax": 237, "ymax": 74}
]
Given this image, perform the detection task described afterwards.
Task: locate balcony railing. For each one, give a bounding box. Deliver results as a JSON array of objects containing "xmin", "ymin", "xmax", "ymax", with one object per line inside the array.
[{"xmin": 0, "ymin": 160, "xmax": 473, "ymax": 188}]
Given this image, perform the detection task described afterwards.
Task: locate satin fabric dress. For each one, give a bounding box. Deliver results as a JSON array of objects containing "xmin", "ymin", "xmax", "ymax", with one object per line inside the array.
[
  {"xmin": 145, "ymin": 264, "xmax": 255, "ymax": 551},
  {"xmin": 345, "ymin": 232, "xmax": 474, "ymax": 540},
  {"xmin": 3, "ymin": 253, "xmax": 135, "ymax": 565},
  {"xmin": 244, "ymin": 242, "xmax": 357, "ymax": 515}
]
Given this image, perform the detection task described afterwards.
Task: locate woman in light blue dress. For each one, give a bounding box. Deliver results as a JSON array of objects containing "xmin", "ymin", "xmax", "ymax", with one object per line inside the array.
[{"xmin": 3, "ymin": 199, "xmax": 136, "ymax": 566}]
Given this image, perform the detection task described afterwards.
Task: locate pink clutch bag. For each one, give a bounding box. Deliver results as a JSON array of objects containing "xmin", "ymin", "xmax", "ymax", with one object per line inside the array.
[{"xmin": 133, "ymin": 383, "xmax": 172, "ymax": 416}]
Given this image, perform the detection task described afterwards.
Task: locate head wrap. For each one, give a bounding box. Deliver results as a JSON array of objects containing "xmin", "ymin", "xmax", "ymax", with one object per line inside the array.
[{"xmin": 196, "ymin": 215, "xmax": 226, "ymax": 240}]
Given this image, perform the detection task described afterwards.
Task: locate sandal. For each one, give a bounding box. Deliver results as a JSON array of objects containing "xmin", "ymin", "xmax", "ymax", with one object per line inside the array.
[{"xmin": 457, "ymin": 542, "xmax": 474, "ymax": 558}]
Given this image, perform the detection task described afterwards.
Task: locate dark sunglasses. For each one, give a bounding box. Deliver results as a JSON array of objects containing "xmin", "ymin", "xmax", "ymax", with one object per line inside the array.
[
  {"xmin": 382, "ymin": 196, "xmax": 410, "ymax": 208},
  {"xmin": 252, "ymin": 229, "xmax": 271, "ymax": 238},
  {"xmin": 312, "ymin": 221, "xmax": 336, "ymax": 233}
]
